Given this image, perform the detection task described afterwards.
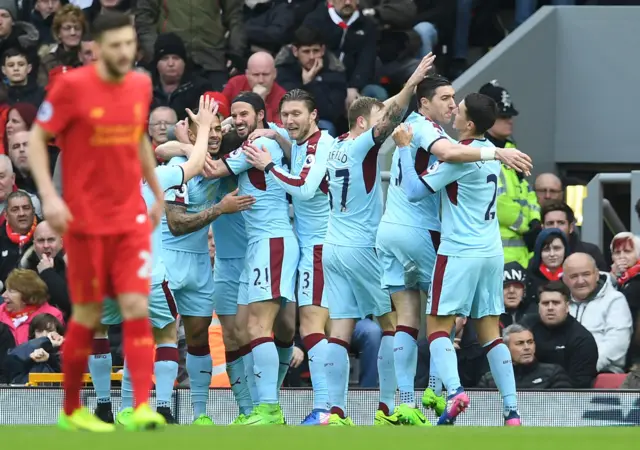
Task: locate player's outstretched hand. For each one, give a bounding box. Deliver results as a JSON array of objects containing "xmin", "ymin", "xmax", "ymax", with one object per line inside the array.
[
  {"xmin": 186, "ymin": 95, "xmax": 219, "ymax": 129},
  {"xmin": 406, "ymin": 53, "xmax": 436, "ymax": 88},
  {"xmin": 149, "ymin": 201, "xmax": 163, "ymax": 230},
  {"xmin": 496, "ymin": 148, "xmax": 533, "ymax": 176},
  {"xmin": 43, "ymin": 194, "xmax": 72, "ymax": 235},
  {"xmin": 290, "ymin": 346, "xmax": 304, "ymax": 368},
  {"xmin": 392, "ymin": 123, "xmax": 413, "ymax": 147},
  {"xmin": 174, "ymin": 119, "xmax": 190, "ymax": 144},
  {"xmin": 218, "ymin": 188, "xmax": 256, "ymax": 214},
  {"xmin": 248, "ymin": 128, "xmax": 277, "ymax": 142},
  {"xmin": 243, "ymin": 142, "xmax": 272, "ymax": 171}
]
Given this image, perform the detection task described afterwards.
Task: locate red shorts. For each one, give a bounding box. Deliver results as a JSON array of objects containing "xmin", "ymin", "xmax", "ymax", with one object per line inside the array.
[{"xmin": 65, "ymin": 226, "xmax": 151, "ymax": 303}]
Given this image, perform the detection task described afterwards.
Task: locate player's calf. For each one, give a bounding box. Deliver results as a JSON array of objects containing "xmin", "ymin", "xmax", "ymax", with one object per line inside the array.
[
  {"xmin": 152, "ymin": 322, "xmax": 179, "ymax": 424},
  {"xmin": 88, "ymin": 325, "xmax": 114, "ymax": 423},
  {"xmin": 300, "ymin": 305, "xmax": 330, "ymax": 419},
  {"xmin": 274, "ymin": 302, "xmax": 296, "ymax": 391},
  {"xmin": 182, "ymin": 315, "xmax": 215, "ymax": 423},
  {"xmin": 390, "ymin": 290, "xmax": 421, "ymax": 408},
  {"xmin": 325, "ymin": 318, "xmax": 355, "ymax": 421},
  {"xmin": 376, "ymin": 312, "xmax": 397, "ymax": 417}
]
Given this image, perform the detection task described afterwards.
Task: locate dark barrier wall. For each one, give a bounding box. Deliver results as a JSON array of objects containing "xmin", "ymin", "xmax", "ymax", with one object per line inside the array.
[
  {"xmin": 447, "ymin": 6, "xmax": 640, "ymax": 177},
  {"xmin": 1, "ymin": 388, "xmax": 639, "ymax": 426}
]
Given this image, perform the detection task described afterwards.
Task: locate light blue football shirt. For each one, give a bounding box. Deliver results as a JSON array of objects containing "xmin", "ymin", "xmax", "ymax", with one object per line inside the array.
[
  {"xmin": 144, "ymin": 165, "xmax": 185, "ymax": 285},
  {"xmin": 162, "ymin": 156, "xmax": 220, "ymax": 254},
  {"xmin": 420, "ymin": 138, "xmax": 502, "ymax": 257},
  {"xmin": 211, "ymin": 176, "xmax": 247, "ymax": 259},
  {"xmin": 382, "ymin": 112, "xmax": 451, "ymax": 231},
  {"xmin": 324, "ymin": 129, "xmax": 383, "ymax": 247},
  {"xmin": 222, "ymin": 136, "xmax": 294, "ymax": 244}
]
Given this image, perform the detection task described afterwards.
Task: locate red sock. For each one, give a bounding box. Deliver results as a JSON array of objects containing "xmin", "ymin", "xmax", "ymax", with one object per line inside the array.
[
  {"xmin": 62, "ymin": 320, "xmax": 94, "ymax": 415},
  {"xmin": 122, "ymin": 318, "xmax": 155, "ymax": 407}
]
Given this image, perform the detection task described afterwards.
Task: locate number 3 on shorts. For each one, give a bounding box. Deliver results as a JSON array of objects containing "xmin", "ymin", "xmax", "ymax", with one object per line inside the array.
[{"xmin": 137, "ymin": 250, "xmax": 152, "ymax": 279}]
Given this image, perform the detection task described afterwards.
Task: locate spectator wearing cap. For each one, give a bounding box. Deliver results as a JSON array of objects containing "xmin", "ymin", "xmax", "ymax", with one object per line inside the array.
[
  {"xmin": 303, "ymin": 0, "xmax": 387, "ymax": 109},
  {"xmin": 479, "ymin": 81, "xmax": 539, "ymax": 270},
  {"xmin": 541, "ymin": 202, "xmax": 607, "ymax": 271},
  {"xmin": 275, "ymin": 26, "xmax": 347, "ymax": 137},
  {"xmin": 30, "ymin": 0, "xmax": 64, "ymax": 47},
  {"xmin": 522, "ymin": 282, "xmax": 598, "ymax": 388},
  {"xmin": 0, "ymin": 191, "xmax": 39, "ymax": 288},
  {"xmin": 526, "ymin": 228, "xmax": 569, "ymax": 306},
  {"xmin": 150, "ymin": 33, "xmax": 212, "ymax": 121},
  {"xmin": 2, "ymin": 47, "xmax": 45, "ymax": 107},
  {"xmin": 0, "ymin": 0, "xmax": 40, "ymax": 85},
  {"xmin": 135, "ymin": 0, "xmax": 245, "ymax": 91},
  {"xmin": 564, "ymin": 252, "xmax": 632, "ymax": 374},
  {"xmin": 501, "ymin": 261, "xmax": 536, "ymax": 328},
  {"xmin": 38, "ymin": 4, "xmax": 85, "ymax": 86},
  {"xmin": 223, "ymin": 51, "xmax": 286, "ymax": 125},
  {"xmin": 478, "ymin": 324, "xmax": 572, "ymax": 389}
]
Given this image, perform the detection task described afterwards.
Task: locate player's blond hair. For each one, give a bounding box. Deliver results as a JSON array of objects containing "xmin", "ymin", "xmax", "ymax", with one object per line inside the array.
[{"xmin": 347, "ymin": 97, "xmax": 384, "ymax": 130}]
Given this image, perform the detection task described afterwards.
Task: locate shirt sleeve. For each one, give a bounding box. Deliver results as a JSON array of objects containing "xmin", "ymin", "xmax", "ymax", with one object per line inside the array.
[
  {"xmin": 35, "ymin": 76, "xmax": 73, "ymax": 135},
  {"xmin": 222, "ymin": 147, "xmax": 252, "ymax": 175},
  {"xmin": 417, "ymin": 122, "xmax": 448, "ymax": 152},
  {"xmin": 268, "ymin": 139, "xmax": 329, "ymax": 200},
  {"xmin": 155, "ymin": 165, "xmax": 185, "ymax": 192},
  {"xmin": 164, "ymin": 157, "xmax": 189, "ymax": 205},
  {"xmin": 420, "ymin": 160, "xmax": 474, "ymax": 193},
  {"xmin": 268, "ymin": 122, "xmax": 290, "ymax": 140}
]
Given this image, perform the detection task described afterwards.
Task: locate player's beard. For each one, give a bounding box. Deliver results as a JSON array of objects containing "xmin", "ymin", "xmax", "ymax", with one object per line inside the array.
[{"xmin": 105, "ymin": 56, "xmax": 131, "ymax": 79}]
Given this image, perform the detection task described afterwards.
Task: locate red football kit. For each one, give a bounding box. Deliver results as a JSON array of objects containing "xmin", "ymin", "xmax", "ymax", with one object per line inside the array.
[{"xmin": 35, "ymin": 65, "xmax": 153, "ymax": 303}]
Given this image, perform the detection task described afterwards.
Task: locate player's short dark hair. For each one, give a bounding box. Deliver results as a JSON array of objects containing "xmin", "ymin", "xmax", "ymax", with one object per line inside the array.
[
  {"xmin": 292, "ymin": 27, "xmax": 324, "ymax": 47},
  {"xmin": 463, "ymin": 93, "xmax": 498, "ymax": 135},
  {"xmin": 348, "ymin": 97, "xmax": 384, "ymax": 130},
  {"xmin": 541, "ymin": 201, "xmax": 576, "ymax": 224},
  {"xmin": 416, "ymin": 74, "xmax": 451, "ymax": 104},
  {"xmin": 538, "ymin": 281, "xmax": 570, "ymax": 301},
  {"xmin": 2, "ymin": 47, "xmax": 28, "ymax": 65},
  {"xmin": 91, "ymin": 11, "xmax": 132, "ymax": 40},
  {"xmin": 279, "ymin": 89, "xmax": 316, "ymax": 113},
  {"xmin": 6, "ymin": 190, "xmax": 33, "ymax": 209},
  {"xmin": 29, "ymin": 313, "xmax": 65, "ymax": 339}
]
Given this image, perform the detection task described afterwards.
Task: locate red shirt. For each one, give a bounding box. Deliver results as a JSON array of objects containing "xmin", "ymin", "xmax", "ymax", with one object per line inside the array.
[
  {"xmin": 222, "ymin": 75, "xmax": 286, "ymax": 124},
  {"xmin": 35, "ymin": 65, "xmax": 151, "ymax": 235}
]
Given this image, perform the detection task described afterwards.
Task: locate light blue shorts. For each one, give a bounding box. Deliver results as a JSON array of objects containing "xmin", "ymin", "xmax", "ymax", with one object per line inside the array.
[
  {"xmin": 163, "ymin": 249, "xmax": 214, "ymax": 317},
  {"xmin": 101, "ymin": 281, "xmax": 177, "ymax": 329},
  {"xmin": 376, "ymin": 221, "xmax": 440, "ymax": 293},
  {"xmin": 297, "ymin": 244, "xmax": 328, "ymax": 308},
  {"xmin": 323, "ymin": 244, "xmax": 392, "ymax": 320},
  {"xmin": 213, "ymin": 256, "xmax": 244, "ymax": 316},
  {"xmin": 245, "ymin": 236, "xmax": 299, "ymax": 303},
  {"xmin": 427, "ymin": 254, "xmax": 504, "ymax": 319}
]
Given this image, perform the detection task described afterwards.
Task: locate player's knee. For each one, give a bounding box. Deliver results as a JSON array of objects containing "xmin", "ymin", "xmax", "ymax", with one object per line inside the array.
[
  {"xmin": 183, "ymin": 318, "xmax": 210, "ymax": 346},
  {"xmin": 153, "ymin": 321, "xmax": 177, "ymax": 345},
  {"xmin": 221, "ymin": 325, "xmax": 237, "ymax": 349},
  {"xmin": 118, "ymin": 293, "xmax": 149, "ymax": 320},
  {"xmin": 376, "ymin": 312, "xmax": 396, "ymax": 332},
  {"xmin": 72, "ymin": 303, "xmax": 103, "ymax": 329},
  {"xmin": 94, "ymin": 324, "xmax": 109, "ymax": 338}
]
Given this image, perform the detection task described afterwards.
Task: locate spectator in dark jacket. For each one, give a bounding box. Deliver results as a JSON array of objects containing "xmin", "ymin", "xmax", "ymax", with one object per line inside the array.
[
  {"xmin": 609, "ymin": 232, "xmax": 640, "ymax": 367},
  {"xmin": 478, "ymin": 324, "xmax": 572, "ymax": 389},
  {"xmin": 29, "ymin": 0, "xmax": 65, "ymax": 46},
  {"xmin": 5, "ymin": 312, "xmax": 64, "ymax": 384},
  {"xmin": 19, "ymin": 221, "xmax": 69, "ymax": 319},
  {"xmin": 501, "ymin": 261, "xmax": 536, "ymax": 328},
  {"xmin": 526, "ymin": 228, "xmax": 569, "ymax": 306},
  {"xmin": 541, "ymin": 202, "xmax": 608, "ymax": 271},
  {"xmin": 0, "ymin": 191, "xmax": 38, "ymax": 289},
  {"xmin": 0, "ymin": 320, "xmax": 15, "ymax": 383},
  {"xmin": 150, "ymin": 33, "xmax": 211, "ymax": 121},
  {"xmin": 8, "ymin": 131, "xmax": 37, "ymax": 194},
  {"xmin": 303, "ymin": 0, "xmax": 385, "ymax": 109},
  {"xmin": 522, "ymin": 282, "xmax": 599, "ymax": 388},
  {"xmin": 0, "ymin": 1, "xmax": 40, "ymax": 85},
  {"xmin": 2, "ymin": 47, "xmax": 44, "ymax": 106},
  {"xmin": 275, "ymin": 26, "xmax": 347, "ymax": 136}
]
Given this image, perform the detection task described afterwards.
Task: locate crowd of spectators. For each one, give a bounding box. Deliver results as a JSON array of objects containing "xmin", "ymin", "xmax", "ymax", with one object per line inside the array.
[{"xmin": 0, "ymin": 0, "xmax": 638, "ymax": 390}]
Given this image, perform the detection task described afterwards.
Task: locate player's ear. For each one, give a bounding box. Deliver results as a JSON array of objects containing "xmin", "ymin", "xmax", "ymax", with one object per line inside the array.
[{"xmin": 310, "ymin": 109, "xmax": 318, "ymax": 122}]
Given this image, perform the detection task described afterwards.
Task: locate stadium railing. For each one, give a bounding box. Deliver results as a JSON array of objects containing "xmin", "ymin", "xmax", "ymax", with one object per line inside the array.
[{"xmin": 1, "ymin": 387, "xmax": 638, "ymax": 426}]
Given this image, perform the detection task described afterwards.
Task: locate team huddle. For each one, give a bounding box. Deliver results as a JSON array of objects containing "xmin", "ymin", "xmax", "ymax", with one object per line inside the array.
[{"xmin": 27, "ymin": 12, "xmax": 534, "ymax": 432}]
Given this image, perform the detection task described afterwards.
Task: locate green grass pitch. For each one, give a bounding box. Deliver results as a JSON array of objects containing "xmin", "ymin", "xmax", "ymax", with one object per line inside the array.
[{"xmin": 2, "ymin": 426, "xmax": 638, "ymax": 450}]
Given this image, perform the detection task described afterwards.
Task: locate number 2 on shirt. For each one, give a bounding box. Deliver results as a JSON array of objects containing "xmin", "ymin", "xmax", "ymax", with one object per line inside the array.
[
  {"xmin": 485, "ymin": 174, "xmax": 498, "ymax": 220},
  {"xmin": 328, "ymin": 169, "xmax": 350, "ymax": 212}
]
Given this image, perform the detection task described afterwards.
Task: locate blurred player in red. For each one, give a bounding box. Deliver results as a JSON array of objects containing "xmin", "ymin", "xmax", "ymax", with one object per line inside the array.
[{"xmin": 28, "ymin": 12, "xmax": 166, "ymax": 432}]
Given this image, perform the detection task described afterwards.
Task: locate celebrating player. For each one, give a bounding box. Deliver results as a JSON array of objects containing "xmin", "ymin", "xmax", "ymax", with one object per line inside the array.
[
  {"xmin": 87, "ymin": 96, "xmax": 220, "ymax": 426},
  {"xmin": 244, "ymin": 89, "xmax": 334, "ymax": 425},
  {"xmin": 377, "ymin": 75, "xmax": 533, "ymax": 424},
  {"xmin": 160, "ymin": 103, "xmax": 254, "ymax": 425},
  {"xmin": 203, "ymin": 92, "xmax": 299, "ymax": 425},
  {"xmin": 321, "ymin": 54, "xmax": 435, "ymax": 427},
  {"xmin": 394, "ymin": 93, "xmax": 520, "ymax": 426},
  {"xmin": 28, "ymin": 12, "xmax": 166, "ymax": 431}
]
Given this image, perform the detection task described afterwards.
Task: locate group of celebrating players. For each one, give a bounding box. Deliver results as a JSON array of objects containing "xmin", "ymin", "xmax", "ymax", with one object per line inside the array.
[{"xmin": 25, "ymin": 11, "xmax": 533, "ymax": 432}]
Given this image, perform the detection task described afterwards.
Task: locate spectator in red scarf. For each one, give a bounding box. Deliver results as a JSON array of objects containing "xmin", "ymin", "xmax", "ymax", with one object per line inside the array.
[
  {"xmin": 0, "ymin": 190, "xmax": 38, "ymax": 289},
  {"xmin": 610, "ymin": 232, "xmax": 640, "ymax": 367},
  {"xmin": 0, "ymin": 269, "xmax": 63, "ymax": 346},
  {"xmin": 525, "ymin": 228, "xmax": 569, "ymax": 306}
]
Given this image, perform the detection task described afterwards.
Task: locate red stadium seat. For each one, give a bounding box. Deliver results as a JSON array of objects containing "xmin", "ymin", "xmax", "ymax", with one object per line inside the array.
[{"xmin": 593, "ymin": 373, "xmax": 627, "ymax": 389}]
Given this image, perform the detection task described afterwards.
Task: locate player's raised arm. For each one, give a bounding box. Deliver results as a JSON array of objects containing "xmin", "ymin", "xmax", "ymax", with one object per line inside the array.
[
  {"xmin": 430, "ymin": 138, "xmax": 532, "ymax": 175},
  {"xmin": 139, "ymin": 134, "xmax": 165, "ymax": 228},
  {"xmin": 372, "ymin": 53, "xmax": 436, "ymax": 144},
  {"xmin": 155, "ymin": 119, "xmax": 194, "ymax": 161},
  {"xmin": 393, "ymin": 124, "xmax": 432, "ymax": 201},
  {"xmin": 249, "ymin": 126, "xmax": 293, "ymax": 160},
  {"xmin": 180, "ymin": 95, "xmax": 218, "ymax": 182}
]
